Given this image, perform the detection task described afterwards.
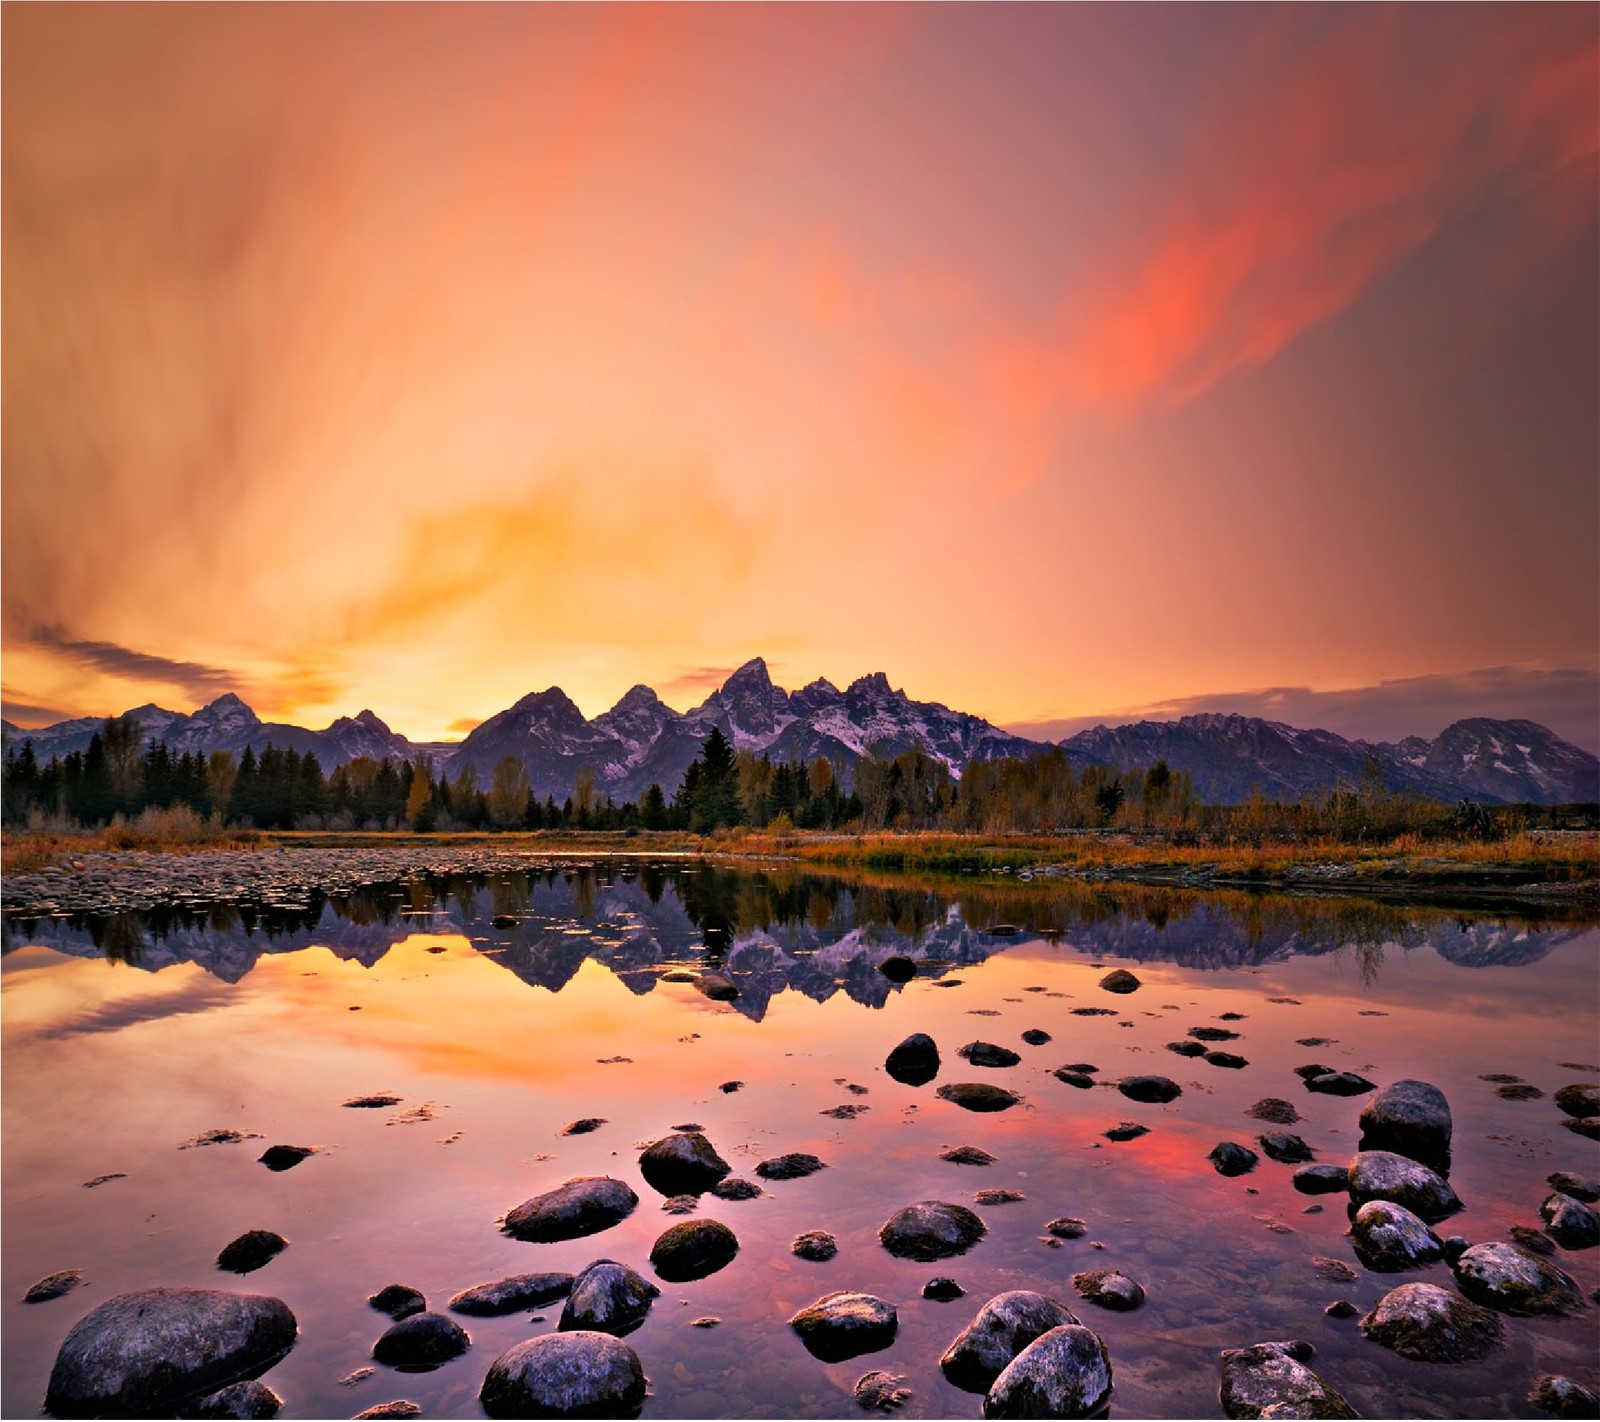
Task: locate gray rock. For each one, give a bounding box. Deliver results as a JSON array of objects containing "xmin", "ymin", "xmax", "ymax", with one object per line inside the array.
[
  {"xmin": 1554, "ymin": 1083, "xmax": 1599, "ymax": 1119},
  {"xmin": 24, "ymin": 1270, "xmax": 83, "ymax": 1303},
  {"xmin": 853, "ymin": 1370, "xmax": 912, "ymax": 1410},
  {"xmin": 649, "ymin": 1219, "xmax": 738, "ymax": 1282},
  {"xmin": 45, "ymin": 1288, "xmax": 297, "ymax": 1418},
  {"xmin": 1072, "ymin": 1270, "xmax": 1144, "ymax": 1311},
  {"xmin": 1548, "ymin": 1172, "xmax": 1600, "ymax": 1203},
  {"xmin": 217, "ymin": 1232, "xmax": 286, "ymax": 1276},
  {"xmin": 793, "ymin": 1231, "xmax": 838, "ymax": 1262},
  {"xmin": 1118, "ymin": 1075, "xmax": 1182, "ymax": 1104},
  {"xmin": 1349, "ymin": 1201, "xmax": 1443, "ymax": 1272},
  {"xmin": 879, "ymin": 1201, "xmax": 987, "ymax": 1261},
  {"xmin": 1346, "ymin": 1151, "xmax": 1461, "ymax": 1223},
  {"xmin": 1099, "ymin": 969, "xmax": 1141, "ymax": 993},
  {"xmin": 479, "ymin": 1331, "xmax": 646, "ymax": 1418},
  {"xmin": 448, "ymin": 1273, "xmax": 573, "ymax": 1316},
  {"xmin": 709, "ymin": 1176, "xmax": 762, "ymax": 1201},
  {"xmin": 1540, "ymin": 1192, "xmax": 1600, "ymax": 1250},
  {"xmin": 1305, "ymin": 1073, "xmax": 1375, "ymax": 1097},
  {"xmin": 502, "ymin": 1177, "xmax": 638, "ymax": 1242},
  {"xmin": 940, "ymin": 1290, "xmax": 1080, "ymax": 1391},
  {"xmin": 558, "ymin": 1261, "xmax": 659, "ymax": 1337},
  {"xmin": 1259, "ymin": 1133, "xmax": 1314, "ymax": 1164},
  {"xmin": 1451, "ymin": 1242, "xmax": 1587, "ymax": 1316},
  {"xmin": 368, "ymin": 1285, "xmax": 425, "ymax": 1320},
  {"xmin": 1529, "ymin": 1374, "xmax": 1600, "ymax": 1419},
  {"xmin": 960, "ymin": 1041, "xmax": 1022, "ymax": 1069},
  {"xmin": 982, "ymin": 1325, "xmax": 1112, "ymax": 1419},
  {"xmin": 937, "ymin": 1083, "xmax": 1022, "ymax": 1112},
  {"xmin": 177, "ymin": 1380, "xmax": 283, "ymax": 1418},
  {"xmin": 1292, "ymin": 1164, "xmax": 1348, "ymax": 1195},
  {"xmin": 1359, "ymin": 1282, "xmax": 1501, "ymax": 1362},
  {"xmin": 886, "ymin": 1033, "xmax": 941, "ymax": 1086},
  {"xmin": 637, "ymin": 1132, "xmax": 730, "ymax": 1196},
  {"xmin": 789, "ymin": 1291, "xmax": 898, "ymax": 1362},
  {"xmin": 352, "ymin": 1405, "xmax": 421, "ymax": 1421},
  {"xmin": 695, "ymin": 972, "xmax": 738, "ymax": 1001},
  {"xmin": 1359, "ymin": 1080, "xmax": 1453, "ymax": 1168},
  {"xmin": 755, "ymin": 1153, "xmax": 828, "ymax": 1180},
  {"xmin": 372, "ymin": 1311, "xmax": 469, "ymax": 1368},
  {"xmin": 1219, "ymin": 1341, "xmax": 1355, "ymax": 1419},
  {"xmin": 1209, "ymin": 1142, "xmax": 1259, "ymax": 1177}
]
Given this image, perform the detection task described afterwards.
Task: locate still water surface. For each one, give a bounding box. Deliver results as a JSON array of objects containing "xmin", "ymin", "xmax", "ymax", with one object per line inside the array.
[{"xmin": 4, "ymin": 860, "xmax": 1597, "ymax": 1418}]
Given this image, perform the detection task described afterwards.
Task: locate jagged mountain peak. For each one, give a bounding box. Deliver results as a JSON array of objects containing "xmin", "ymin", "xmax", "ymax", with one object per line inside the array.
[
  {"xmin": 607, "ymin": 683, "xmax": 669, "ymax": 714},
  {"xmin": 847, "ymin": 671, "xmax": 895, "ymax": 698}
]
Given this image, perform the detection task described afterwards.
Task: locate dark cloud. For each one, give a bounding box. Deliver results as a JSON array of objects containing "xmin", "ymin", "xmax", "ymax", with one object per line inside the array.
[
  {"xmin": 1006, "ymin": 665, "xmax": 1600, "ymax": 755},
  {"xmin": 27, "ymin": 625, "xmax": 239, "ymax": 702},
  {"xmin": 0, "ymin": 694, "xmax": 77, "ymax": 727}
]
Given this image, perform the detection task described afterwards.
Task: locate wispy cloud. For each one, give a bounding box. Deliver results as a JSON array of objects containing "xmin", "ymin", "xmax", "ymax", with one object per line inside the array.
[
  {"xmin": 446, "ymin": 717, "xmax": 482, "ymax": 735},
  {"xmin": 658, "ymin": 666, "xmax": 739, "ymax": 698},
  {"xmin": 0, "ymin": 692, "xmax": 77, "ymax": 727},
  {"xmin": 27, "ymin": 625, "xmax": 240, "ymax": 701}
]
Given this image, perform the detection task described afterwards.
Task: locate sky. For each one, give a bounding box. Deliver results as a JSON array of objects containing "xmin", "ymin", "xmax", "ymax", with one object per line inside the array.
[{"xmin": 4, "ymin": 4, "xmax": 1597, "ymax": 751}]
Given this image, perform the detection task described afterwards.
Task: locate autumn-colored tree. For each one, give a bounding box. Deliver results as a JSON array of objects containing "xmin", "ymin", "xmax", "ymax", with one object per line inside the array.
[{"xmin": 488, "ymin": 756, "xmax": 531, "ymax": 827}]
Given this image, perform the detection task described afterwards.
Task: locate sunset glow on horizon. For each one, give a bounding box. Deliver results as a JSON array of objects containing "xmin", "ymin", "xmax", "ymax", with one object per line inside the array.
[{"xmin": 3, "ymin": 4, "xmax": 1596, "ymax": 747}]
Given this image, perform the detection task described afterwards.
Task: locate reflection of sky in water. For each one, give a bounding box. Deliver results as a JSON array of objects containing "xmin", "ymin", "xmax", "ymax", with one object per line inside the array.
[{"xmin": 3, "ymin": 869, "xmax": 1597, "ymax": 1419}]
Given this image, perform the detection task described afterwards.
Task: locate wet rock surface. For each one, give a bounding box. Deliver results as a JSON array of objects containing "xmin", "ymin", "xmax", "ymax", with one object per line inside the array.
[
  {"xmin": 853, "ymin": 1369, "xmax": 912, "ymax": 1411},
  {"xmin": 1359, "ymin": 1282, "xmax": 1502, "ymax": 1362},
  {"xmin": 959, "ymin": 1041, "xmax": 1022, "ymax": 1069},
  {"xmin": 649, "ymin": 1219, "xmax": 738, "ymax": 1281},
  {"xmin": 1451, "ymin": 1242, "xmax": 1588, "ymax": 1315},
  {"xmin": 45, "ymin": 1287, "xmax": 298, "ymax": 1418},
  {"xmin": 1020, "ymin": 1029, "xmax": 1052, "ymax": 1046},
  {"xmin": 789, "ymin": 1291, "xmax": 898, "ymax": 1362},
  {"xmin": 1293, "ymin": 1164, "xmax": 1349, "ymax": 1195},
  {"xmin": 1346, "ymin": 1151, "xmax": 1461, "ymax": 1222},
  {"xmin": 937, "ymin": 1082, "xmax": 1022, "ymax": 1112},
  {"xmin": 1099, "ymin": 969, "xmax": 1141, "ymax": 993},
  {"xmin": 371, "ymin": 1311, "xmax": 469, "ymax": 1369},
  {"xmin": 885, "ymin": 1034, "xmax": 941, "ymax": 1086},
  {"xmin": 1258, "ymin": 1133, "xmax": 1314, "ymax": 1164},
  {"xmin": 556, "ymin": 1261, "xmax": 659, "ymax": 1338},
  {"xmin": 1117, "ymin": 1075, "xmax": 1182, "ymax": 1104},
  {"xmin": 982, "ymin": 1324, "xmax": 1113, "ymax": 1420},
  {"xmin": 924, "ymin": 1277, "xmax": 965, "ymax": 1300},
  {"xmin": 638, "ymin": 1132, "xmax": 730, "ymax": 1195},
  {"xmin": 560, "ymin": 1118, "xmax": 606, "ymax": 1136},
  {"xmin": 1104, "ymin": 1122, "xmax": 1149, "ymax": 1142},
  {"xmin": 1359, "ymin": 1080, "xmax": 1453, "ymax": 1167},
  {"xmin": 24, "ymin": 1270, "xmax": 84, "ymax": 1303},
  {"xmin": 1045, "ymin": 1218, "xmax": 1087, "ymax": 1239},
  {"xmin": 1349, "ymin": 1200, "xmax": 1444, "ymax": 1272},
  {"xmin": 1554, "ymin": 1083, "xmax": 1600, "ymax": 1119},
  {"xmin": 176, "ymin": 1380, "xmax": 283, "ymax": 1418},
  {"xmin": 942, "ymin": 1145, "xmax": 997, "ymax": 1166},
  {"xmin": 447, "ymin": 1273, "xmax": 574, "ymax": 1316},
  {"xmin": 1304, "ymin": 1072, "xmax": 1376, "ymax": 1097},
  {"xmin": 1165, "ymin": 1041, "xmax": 1208, "ymax": 1059},
  {"xmin": 479, "ymin": 1331, "xmax": 647, "ymax": 1419},
  {"xmin": 1548, "ymin": 1172, "xmax": 1600, "ymax": 1203},
  {"xmin": 1529, "ymin": 1374, "xmax": 1600, "ymax": 1419},
  {"xmin": 1540, "ymin": 1192, "xmax": 1600, "ymax": 1250},
  {"xmin": 1072, "ymin": 1269, "xmax": 1144, "ymax": 1311},
  {"xmin": 1219, "ymin": 1340, "xmax": 1355, "ymax": 1420},
  {"xmin": 710, "ymin": 1176, "xmax": 762, "ymax": 1201},
  {"xmin": 1246, "ymin": 1098, "xmax": 1302, "ymax": 1125},
  {"xmin": 1205, "ymin": 1051, "xmax": 1249, "ymax": 1070},
  {"xmin": 793, "ymin": 1230, "xmax": 839, "ymax": 1262},
  {"xmin": 1209, "ymin": 1142, "xmax": 1259, "ymax": 1177},
  {"xmin": 939, "ymin": 1289, "xmax": 1080, "ymax": 1391},
  {"xmin": 217, "ymin": 1231, "xmax": 287, "ymax": 1275},
  {"xmin": 257, "ymin": 1145, "xmax": 314, "ymax": 1172},
  {"xmin": 502, "ymin": 1177, "xmax": 639, "ymax": 1242},
  {"xmin": 755, "ymin": 1152, "xmax": 828, "ymax": 1180},
  {"xmin": 880, "ymin": 1201, "xmax": 987, "ymax": 1261},
  {"xmin": 352, "ymin": 1403, "xmax": 422, "ymax": 1420}
]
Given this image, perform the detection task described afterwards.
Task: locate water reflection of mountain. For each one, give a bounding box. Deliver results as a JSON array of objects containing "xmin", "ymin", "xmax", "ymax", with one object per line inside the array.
[{"xmin": 3, "ymin": 864, "xmax": 1589, "ymax": 1017}]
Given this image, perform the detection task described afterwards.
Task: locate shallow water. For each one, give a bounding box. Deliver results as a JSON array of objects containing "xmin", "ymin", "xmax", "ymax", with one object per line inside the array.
[{"xmin": 4, "ymin": 859, "xmax": 1598, "ymax": 1419}]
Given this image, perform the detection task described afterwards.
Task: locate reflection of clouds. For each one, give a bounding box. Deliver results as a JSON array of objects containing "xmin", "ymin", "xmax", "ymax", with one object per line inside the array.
[{"xmin": 31, "ymin": 980, "xmax": 233, "ymax": 1040}]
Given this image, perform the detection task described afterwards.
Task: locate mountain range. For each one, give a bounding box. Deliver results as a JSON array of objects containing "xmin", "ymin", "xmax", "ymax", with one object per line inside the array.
[{"xmin": 4, "ymin": 658, "xmax": 1595, "ymax": 804}]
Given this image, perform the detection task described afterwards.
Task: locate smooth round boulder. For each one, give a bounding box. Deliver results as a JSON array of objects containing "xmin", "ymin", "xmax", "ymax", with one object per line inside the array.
[
  {"xmin": 1072, "ymin": 1270, "xmax": 1144, "ymax": 1312},
  {"xmin": 960, "ymin": 1041, "xmax": 1022, "ymax": 1069},
  {"xmin": 369, "ymin": 1285, "xmax": 426, "ymax": 1320},
  {"xmin": 886, "ymin": 1033, "xmax": 941, "ymax": 1086},
  {"xmin": 940, "ymin": 1290, "xmax": 1079, "ymax": 1392},
  {"xmin": 1554, "ymin": 1083, "xmax": 1599, "ymax": 1119},
  {"xmin": 1292, "ymin": 1164, "xmax": 1349, "ymax": 1195},
  {"xmin": 558, "ymin": 1262, "xmax": 659, "ymax": 1337},
  {"xmin": 216, "ymin": 1232, "xmax": 286, "ymax": 1276},
  {"xmin": 1099, "ymin": 969, "xmax": 1141, "ymax": 994},
  {"xmin": 177, "ymin": 1380, "xmax": 282, "ymax": 1418},
  {"xmin": 1346, "ymin": 1151, "xmax": 1461, "ymax": 1223},
  {"xmin": 789, "ymin": 1291, "xmax": 898, "ymax": 1362},
  {"xmin": 637, "ymin": 1133, "xmax": 730, "ymax": 1196},
  {"xmin": 502, "ymin": 1178, "xmax": 638, "ymax": 1242},
  {"xmin": 479, "ymin": 1331, "xmax": 646, "ymax": 1419},
  {"xmin": 1349, "ymin": 1201, "xmax": 1444, "ymax": 1272},
  {"xmin": 982, "ymin": 1325, "xmax": 1112, "ymax": 1419},
  {"xmin": 1359, "ymin": 1282, "xmax": 1502, "ymax": 1362},
  {"xmin": 1219, "ymin": 1341, "xmax": 1356, "ymax": 1420},
  {"xmin": 1359, "ymin": 1080, "xmax": 1453, "ymax": 1167},
  {"xmin": 372, "ymin": 1311, "xmax": 469, "ymax": 1369},
  {"xmin": 880, "ymin": 1201, "xmax": 987, "ymax": 1261},
  {"xmin": 1451, "ymin": 1242, "xmax": 1587, "ymax": 1316},
  {"xmin": 1118, "ymin": 1076, "xmax": 1182, "ymax": 1104},
  {"xmin": 754, "ymin": 1153, "xmax": 827, "ymax": 1180},
  {"xmin": 448, "ymin": 1273, "xmax": 574, "ymax": 1316},
  {"xmin": 924, "ymin": 1277, "xmax": 966, "ymax": 1301},
  {"xmin": 649, "ymin": 1220, "xmax": 738, "ymax": 1282},
  {"xmin": 938, "ymin": 1082, "xmax": 1022, "ymax": 1112},
  {"xmin": 1540, "ymin": 1193, "xmax": 1600, "ymax": 1250},
  {"xmin": 1209, "ymin": 1142, "xmax": 1259, "ymax": 1177},
  {"xmin": 45, "ymin": 1288, "xmax": 297, "ymax": 1418}
]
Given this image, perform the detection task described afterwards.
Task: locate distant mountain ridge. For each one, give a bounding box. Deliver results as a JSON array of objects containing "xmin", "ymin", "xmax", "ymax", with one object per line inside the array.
[{"xmin": 4, "ymin": 658, "xmax": 1596, "ymax": 804}]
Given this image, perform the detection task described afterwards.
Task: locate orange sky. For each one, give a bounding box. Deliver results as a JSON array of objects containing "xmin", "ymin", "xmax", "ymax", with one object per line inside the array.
[{"xmin": 3, "ymin": 5, "xmax": 1596, "ymax": 745}]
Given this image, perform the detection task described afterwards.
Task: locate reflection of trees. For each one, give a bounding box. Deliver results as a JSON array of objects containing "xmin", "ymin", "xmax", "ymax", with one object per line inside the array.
[
  {"xmin": 640, "ymin": 864, "xmax": 666, "ymax": 904},
  {"xmin": 97, "ymin": 913, "xmax": 145, "ymax": 965},
  {"xmin": 568, "ymin": 867, "xmax": 596, "ymax": 920},
  {"xmin": 489, "ymin": 874, "xmax": 531, "ymax": 920}
]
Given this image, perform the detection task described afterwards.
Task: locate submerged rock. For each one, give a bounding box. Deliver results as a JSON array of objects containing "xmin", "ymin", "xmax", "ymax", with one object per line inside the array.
[
  {"xmin": 372, "ymin": 1311, "xmax": 469, "ymax": 1369},
  {"xmin": 448, "ymin": 1274, "xmax": 574, "ymax": 1316},
  {"xmin": 1258, "ymin": 1133, "xmax": 1314, "ymax": 1164},
  {"xmin": 853, "ymin": 1369, "xmax": 912, "ymax": 1411},
  {"xmin": 942, "ymin": 1145, "xmax": 998, "ymax": 1166},
  {"xmin": 479, "ymin": 1331, "xmax": 646, "ymax": 1419},
  {"xmin": 1046, "ymin": 1218, "xmax": 1087, "ymax": 1240},
  {"xmin": 1359, "ymin": 1080, "xmax": 1453, "ymax": 1167},
  {"xmin": 886, "ymin": 1034, "xmax": 941, "ymax": 1086},
  {"xmin": 1117, "ymin": 1075, "xmax": 1181, "ymax": 1104},
  {"xmin": 1304, "ymin": 1072, "xmax": 1377, "ymax": 1097},
  {"xmin": 649, "ymin": 1220, "xmax": 738, "ymax": 1282},
  {"xmin": 710, "ymin": 1177, "xmax": 762, "ymax": 1201},
  {"xmin": 1246, "ymin": 1098, "xmax": 1302, "ymax": 1125},
  {"xmin": 960, "ymin": 1041, "xmax": 1023, "ymax": 1069},
  {"xmin": 1054, "ymin": 1070, "xmax": 1097, "ymax": 1088},
  {"xmin": 982, "ymin": 1325, "xmax": 1112, "ymax": 1420},
  {"xmin": 940, "ymin": 1290, "xmax": 1079, "ymax": 1392},
  {"xmin": 1205, "ymin": 1052, "xmax": 1249, "ymax": 1070},
  {"xmin": 1293, "ymin": 1164, "xmax": 1349, "ymax": 1195},
  {"xmin": 1104, "ymin": 1122, "xmax": 1149, "ymax": 1142},
  {"xmin": 24, "ymin": 1270, "xmax": 84, "ymax": 1304},
  {"xmin": 1554, "ymin": 1083, "xmax": 1599, "ymax": 1119},
  {"xmin": 638, "ymin": 1132, "xmax": 730, "ymax": 1196},
  {"xmin": 1529, "ymin": 1374, "xmax": 1600, "ymax": 1419},
  {"xmin": 257, "ymin": 1145, "xmax": 314, "ymax": 1172},
  {"xmin": 1346, "ymin": 1151, "xmax": 1461, "ymax": 1223},
  {"xmin": 558, "ymin": 1261, "xmax": 659, "ymax": 1337},
  {"xmin": 216, "ymin": 1232, "xmax": 286, "ymax": 1276},
  {"xmin": 1165, "ymin": 1041, "xmax": 1208, "ymax": 1059},
  {"xmin": 1021, "ymin": 1030, "xmax": 1052, "ymax": 1046},
  {"xmin": 352, "ymin": 1404, "xmax": 420, "ymax": 1421},
  {"xmin": 1540, "ymin": 1193, "xmax": 1600, "ymax": 1250},
  {"xmin": 1099, "ymin": 970, "xmax": 1141, "ymax": 994},
  {"xmin": 924, "ymin": 1278, "xmax": 966, "ymax": 1301},
  {"xmin": 45, "ymin": 1288, "xmax": 297, "ymax": 1418},
  {"xmin": 938, "ymin": 1083, "xmax": 1022, "ymax": 1113},
  {"xmin": 1219, "ymin": 1340, "xmax": 1354, "ymax": 1420},
  {"xmin": 176, "ymin": 1380, "xmax": 282, "ymax": 1418},
  {"xmin": 755, "ymin": 1153, "xmax": 828, "ymax": 1181},
  {"xmin": 1072, "ymin": 1270, "xmax": 1143, "ymax": 1311},
  {"xmin": 1349, "ymin": 1201, "xmax": 1444, "ymax": 1272},
  {"xmin": 502, "ymin": 1177, "xmax": 638, "ymax": 1242},
  {"xmin": 1209, "ymin": 1142, "xmax": 1259, "ymax": 1177},
  {"xmin": 1451, "ymin": 1242, "xmax": 1587, "ymax": 1316},
  {"xmin": 793, "ymin": 1230, "xmax": 839, "ymax": 1262},
  {"xmin": 789, "ymin": 1292, "xmax": 898, "ymax": 1363},
  {"xmin": 560, "ymin": 1118, "xmax": 606, "ymax": 1136},
  {"xmin": 880, "ymin": 1201, "xmax": 987, "ymax": 1261},
  {"xmin": 1359, "ymin": 1282, "xmax": 1501, "ymax": 1362}
]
